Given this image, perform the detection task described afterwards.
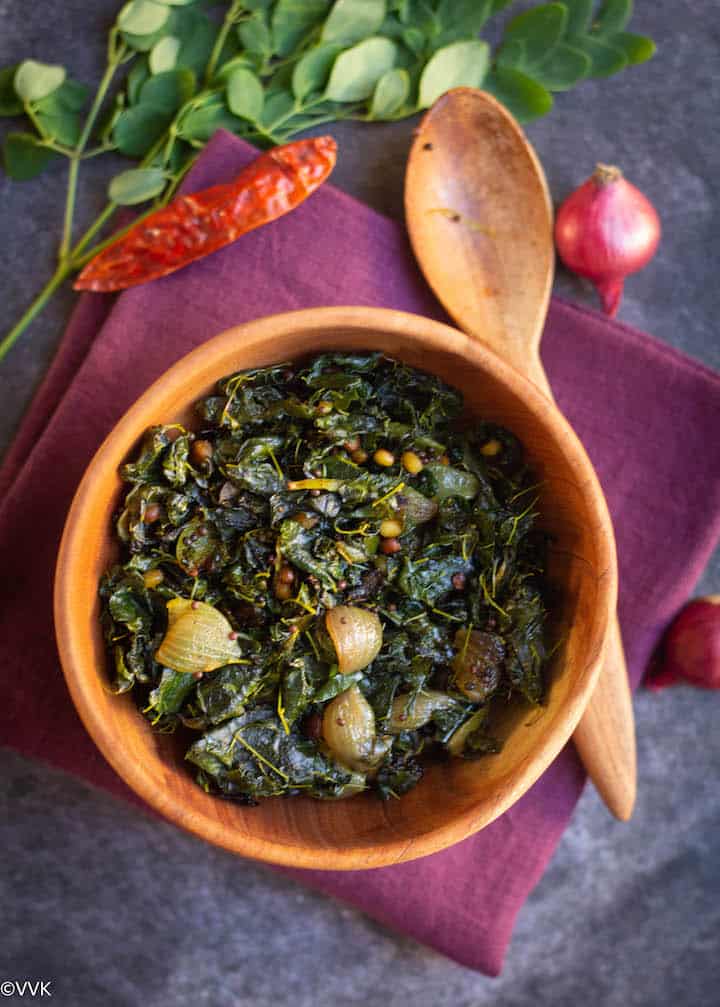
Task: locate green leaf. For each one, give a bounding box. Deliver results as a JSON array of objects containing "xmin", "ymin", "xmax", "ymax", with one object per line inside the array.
[
  {"xmin": 214, "ymin": 56, "xmax": 255, "ymax": 84},
  {"xmin": 174, "ymin": 8, "xmax": 219, "ymax": 76},
  {"xmin": 325, "ymin": 36, "xmax": 397, "ymax": 102},
  {"xmin": 150, "ymin": 35, "xmax": 181, "ymax": 74},
  {"xmin": 496, "ymin": 39, "xmax": 526, "ymax": 70},
  {"xmin": 29, "ymin": 81, "xmax": 88, "ymax": 146},
  {"xmin": 276, "ymin": 105, "xmax": 341, "ymax": 135},
  {"xmin": 166, "ymin": 135, "xmax": 193, "ymax": 173},
  {"xmin": 483, "ymin": 66, "xmax": 553, "ymax": 123},
  {"xmin": 564, "ymin": 0, "xmax": 593, "ymax": 37},
  {"xmin": 398, "ymin": 0, "xmax": 437, "ymax": 34},
  {"xmin": 533, "ymin": 42, "xmax": 591, "ymax": 91},
  {"xmin": 434, "ymin": 0, "xmax": 492, "ymax": 45},
  {"xmin": 0, "ymin": 66, "xmax": 23, "ymax": 115},
  {"xmin": 33, "ymin": 100, "xmax": 81, "ymax": 146},
  {"xmin": 108, "ymin": 167, "xmax": 168, "ymax": 205},
  {"xmin": 51, "ymin": 79, "xmax": 89, "ymax": 111},
  {"xmin": 418, "ymin": 39, "xmax": 489, "ymax": 109},
  {"xmin": 179, "ymin": 99, "xmax": 244, "ymax": 143},
  {"xmin": 139, "ymin": 69, "xmax": 195, "ymax": 113},
  {"xmin": 118, "ymin": 1, "xmax": 170, "ymax": 36},
  {"xmin": 611, "ymin": 31, "xmax": 656, "ymax": 65},
  {"xmin": 272, "ymin": 0, "xmax": 331, "ymax": 58},
  {"xmin": 504, "ymin": 3, "xmax": 567, "ymax": 68},
  {"xmin": 401, "ymin": 27, "xmax": 425, "ymax": 56},
  {"xmin": 127, "ymin": 60, "xmax": 151, "ymax": 104},
  {"xmin": 377, "ymin": 12, "xmax": 406, "ymax": 41},
  {"xmin": 594, "ymin": 0, "xmax": 633, "ymax": 36},
  {"xmin": 573, "ymin": 35, "xmax": 627, "ymax": 76},
  {"xmin": 14, "ymin": 60, "xmax": 66, "ymax": 103},
  {"xmin": 121, "ymin": 26, "xmax": 169, "ymax": 53},
  {"xmin": 261, "ymin": 89, "xmax": 296, "ymax": 127},
  {"xmin": 226, "ymin": 68, "xmax": 264, "ymax": 121},
  {"xmin": 237, "ymin": 14, "xmax": 273, "ymax": 58},
  {"xmin": 148, "ymin": 670, "xmax": 196, "ymax": 718},
  {"xmin": 2, "ymin": 132, "xmax": 56, "ymax": 180},
  {"xmin": 292, "ymin": 43, "xmax": 341, "ymax": 101},
  {"xmin": 313, "ymin": 670, "xmax": 363, "ymax": 703},
  {"xmin": 114, "ymin": 105, "xmax": 172, "ymax": 156},
  {"xmin": 322, "ymin": 0, "xmax": 386, "ymax": 45},
  {"xmin": 95, "ymin": 93, "xmax": 125, "ymax": 145},
  {"xmin": 369, "ymin": 67, "xmax": 409, "ymax": 117},
  {"xmin": 158, "ymin": 0, "xmax": 198, "ymax": 5}
]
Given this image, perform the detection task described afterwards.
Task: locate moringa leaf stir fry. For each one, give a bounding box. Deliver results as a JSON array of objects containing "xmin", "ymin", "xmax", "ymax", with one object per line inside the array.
[{"xmin": 100, "ymin": 353, "xmax": 551, "ymax": 803}]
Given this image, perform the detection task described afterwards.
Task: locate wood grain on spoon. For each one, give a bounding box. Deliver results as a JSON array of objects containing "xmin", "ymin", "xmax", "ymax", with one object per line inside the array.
[{"xmin": 405, "ymin": 87, "xmax": 636, "ymax": 820}]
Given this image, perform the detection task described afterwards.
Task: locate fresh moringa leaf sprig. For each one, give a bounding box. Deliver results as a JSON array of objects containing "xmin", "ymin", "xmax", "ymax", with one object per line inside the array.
[{"xmin": 0, "ymin": 0, "xmax": 654, "ymax": 363}]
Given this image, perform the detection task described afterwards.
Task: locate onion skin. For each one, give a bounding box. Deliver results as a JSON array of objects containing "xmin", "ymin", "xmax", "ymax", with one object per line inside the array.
[
  {"xmin": 325, "ymin": 605, "xmax": 383, "ymax": 675},
  {"xmin": 156, "ymin": 598, "xmax": 244, "ymax": 675},
  {"xmin": 555, "ymin": 164, "xmax": 661, "ymax": 317},
  {"xmin": 646, "ymin": 596, "xmax": 720, "ymax": 690},
  {"xmin": 322, "ymin": 686, "xmax": 390, "ymax": 772}
]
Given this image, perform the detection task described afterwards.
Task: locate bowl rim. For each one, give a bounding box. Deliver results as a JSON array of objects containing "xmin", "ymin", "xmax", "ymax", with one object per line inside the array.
[{"xmin": 54, "ymin": 305, "xmax": 616, "ymax": 869}]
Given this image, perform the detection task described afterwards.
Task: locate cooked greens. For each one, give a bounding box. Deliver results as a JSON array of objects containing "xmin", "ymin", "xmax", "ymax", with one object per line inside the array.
[{"xmin": 100, "ymin": 353, "xmax": 551, "ymax": 803}]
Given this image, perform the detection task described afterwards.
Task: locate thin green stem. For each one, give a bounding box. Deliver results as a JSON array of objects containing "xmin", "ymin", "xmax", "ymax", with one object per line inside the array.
[
  {"xmin": 204, "ymin": 0, "xmax": 245, "ymax": 85},
  {"xmin": 68, "ymin": 130, "xmax": 170, "ymax": 261},
  {"xmin": 266, "ymin": 94, "xmax": 325, "ymax": 133},
  {"xmin": 23, "ymin": 103, "xmax": 43, "ymax": 136},
  {"xmin": 0, "ymin": 133, "xmax": 185, "ymax": 362},
  {"xmin": 58, "ymin": 42, "xmax": 127, "ymax": 261},
  {"xmin": 0, "ymin": 263, "xmax": 71, "ymax": 364},
  {"xmin": 60, "ymin": 157, "xmax": 81, "ymax": 262},
  {"xmin": 81, "ymin": 142, "xmax": 116, "ymax": 159},
  {"xmin": 71, "ymin": 208, "xmax": 153, "ymax": 269},
  {"xmin": 162, "ymin": 156, "xmax": 198, "ymax": 202},
  {"xmin": 69, "ymin": 203, "xmax": 118, "ymax": 260},
  {"xmin": 242, "ymin": 126, "xmax": 285, "ymax": 146},
  {"xmin": 73, "ymin": 154, "xmax": 197, "ymax": 269},
  {"xmin": 273, "ymin": 113, "xmax": 343, "ymax": 140},
  {"xmin": 38, "ymin": 138, "xmax": 76, "ymax": 157},
  {"xmin": 77, "ymin": 48, "xmax": 125, "ymax": 155}
]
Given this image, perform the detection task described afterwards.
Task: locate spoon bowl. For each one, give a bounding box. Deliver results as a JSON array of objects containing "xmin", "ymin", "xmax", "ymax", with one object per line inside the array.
[{"xmin": 406, "ymin": 87, "xmax": 553, "ymax": 389}]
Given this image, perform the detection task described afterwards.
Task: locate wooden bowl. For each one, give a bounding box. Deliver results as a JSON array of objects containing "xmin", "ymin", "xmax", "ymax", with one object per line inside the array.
[{"xmin": 54, "ymin": 306, "xmax": 616, "ymax": 870}]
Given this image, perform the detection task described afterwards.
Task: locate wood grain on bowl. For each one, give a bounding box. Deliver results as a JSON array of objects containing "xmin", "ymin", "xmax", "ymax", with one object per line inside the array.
[{"xmin": 54, "ymin": 307, "xmax": 616, "ymax": 870}]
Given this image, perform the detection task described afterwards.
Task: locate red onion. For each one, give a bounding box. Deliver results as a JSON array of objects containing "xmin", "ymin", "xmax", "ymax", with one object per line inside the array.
[
  {"xmin": 555, "ymin": 163, "xmax": 661, "ymax": 317},
  {"xmin": 646, "ymin": 596, "xmax": 720, "ymax": 691}
]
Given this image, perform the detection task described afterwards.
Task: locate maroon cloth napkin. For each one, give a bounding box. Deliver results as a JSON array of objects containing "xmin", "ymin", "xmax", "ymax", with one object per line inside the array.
[{"xmin": 2, "ymin": 131, "xmax": 720, "ymax": 976}]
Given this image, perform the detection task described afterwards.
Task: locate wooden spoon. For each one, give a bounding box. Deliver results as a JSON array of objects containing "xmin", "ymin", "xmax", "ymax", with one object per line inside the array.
[{"xmin": 405, "ymin": 87, "xmax": 636, "ymax": 820}]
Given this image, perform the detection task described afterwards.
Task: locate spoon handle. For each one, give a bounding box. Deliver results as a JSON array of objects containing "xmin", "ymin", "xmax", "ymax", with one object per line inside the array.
[
  {"xmin": 488, "ymin": 355, "xmax": 637, "ymax": 817},
  {"xmin": 501, "ymin": 355, "xmax": 637, "ymax": 819},
  {"xmin": 573, "ymin": 618, "xmax": 636, "ymax": 818}
]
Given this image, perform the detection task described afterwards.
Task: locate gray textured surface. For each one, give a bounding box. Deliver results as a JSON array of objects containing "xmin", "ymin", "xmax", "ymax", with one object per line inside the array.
[{"xmin": 1, "ymin": 2, "xmax": 719, "ymax": 1005}]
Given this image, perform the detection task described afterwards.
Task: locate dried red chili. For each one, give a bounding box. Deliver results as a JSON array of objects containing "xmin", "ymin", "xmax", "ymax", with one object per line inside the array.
[{"xmin": 74, "ymin": 136, "xmax": 337, "ymax": 292}]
